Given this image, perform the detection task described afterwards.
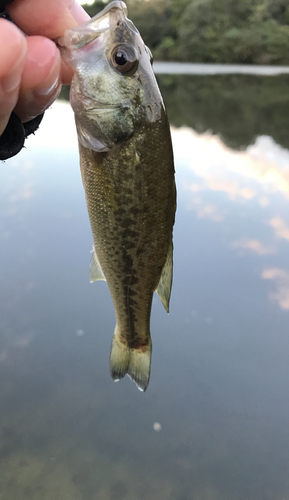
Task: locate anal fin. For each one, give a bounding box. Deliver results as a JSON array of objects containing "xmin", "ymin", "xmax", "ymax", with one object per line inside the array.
[{"xmin": 89, "ymin": 246, "xmax": 106, "ymax": 283}]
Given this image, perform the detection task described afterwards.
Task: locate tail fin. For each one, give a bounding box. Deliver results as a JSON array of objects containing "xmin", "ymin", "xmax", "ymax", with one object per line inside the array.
[{"xmin": 109, "ymin": 331, "xmax": 152, "ymax": 392}]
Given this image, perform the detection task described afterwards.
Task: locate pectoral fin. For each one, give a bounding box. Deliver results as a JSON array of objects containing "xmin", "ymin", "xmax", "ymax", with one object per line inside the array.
[
  {"xmin": 89, "ymin": 246, "xmax": 106, "ymax": 283},
  {"xmin": 156, "ymin": 239, "xmax": 173, "ymax": 313}
]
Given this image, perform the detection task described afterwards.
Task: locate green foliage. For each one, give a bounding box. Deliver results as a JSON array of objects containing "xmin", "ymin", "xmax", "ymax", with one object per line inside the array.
[
  {"xmin": 81, "ymin": 0, "xmax": 289, "ymax": 64},
  {"xmin": 126, "ymin": 2, "xmax": 173, "ymax": 51},
  {"xmin": 178, "ymin": 0, "xmax": 289, "ymax": 63}
]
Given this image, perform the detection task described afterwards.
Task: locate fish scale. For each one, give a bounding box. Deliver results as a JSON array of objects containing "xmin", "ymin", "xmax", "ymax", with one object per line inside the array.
[{"xmin": 59, "ymin": 1, "xmax": 176, "ymax": 391}]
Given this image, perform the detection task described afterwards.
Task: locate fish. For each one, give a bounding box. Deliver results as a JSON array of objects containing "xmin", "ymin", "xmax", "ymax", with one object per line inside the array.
[{"xmin": 58, "ymin": 1, "xmax": 176, "ymax": 391}]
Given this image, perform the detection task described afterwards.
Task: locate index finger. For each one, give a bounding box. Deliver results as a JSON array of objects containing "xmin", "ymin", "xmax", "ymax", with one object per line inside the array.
[{"xmin": 7, "ymin": 0, "xmax": 90, "ymax": 39}]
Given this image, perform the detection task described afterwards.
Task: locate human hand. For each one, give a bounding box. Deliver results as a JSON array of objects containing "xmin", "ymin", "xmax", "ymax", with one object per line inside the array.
[{"xmin": 0, "ymin": 0, "xmax": 90, "ymax": 137}]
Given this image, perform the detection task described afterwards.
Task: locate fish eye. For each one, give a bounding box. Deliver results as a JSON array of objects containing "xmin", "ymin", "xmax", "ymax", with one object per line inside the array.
[{"xmin": 111, "ymin": 45, "xmax": 138, "ymax": 74}]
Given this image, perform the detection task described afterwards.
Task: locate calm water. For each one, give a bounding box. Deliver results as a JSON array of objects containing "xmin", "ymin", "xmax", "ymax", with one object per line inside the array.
[
  {"xmin": 1, "ymin": 73, "xmax": 289, "ymax": 499},
  {"xmin": 154, "ymin": 62, "xmax": 289, "ymax": 75}
]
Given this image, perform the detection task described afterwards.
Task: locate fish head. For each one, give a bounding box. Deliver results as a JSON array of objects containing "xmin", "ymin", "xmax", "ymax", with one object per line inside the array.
[{"xmin": 58, "ymin": 1, "xmax": 163, "ymax": 152}]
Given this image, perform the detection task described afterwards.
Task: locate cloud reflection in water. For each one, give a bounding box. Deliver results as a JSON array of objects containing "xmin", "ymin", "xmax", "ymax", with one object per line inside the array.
[
  {"xmin": 172, "ymin": 126, "xmax": 289, "ymax": 311},
  {"xmin": 262, "ymin": 268, "xmax": 289, "ymax": 310}
]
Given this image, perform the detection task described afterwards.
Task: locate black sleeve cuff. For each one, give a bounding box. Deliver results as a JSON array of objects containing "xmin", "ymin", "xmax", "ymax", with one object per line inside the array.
[{"xmin": 0, "ymin": 113, "xmax": 44, "ymax": 161}]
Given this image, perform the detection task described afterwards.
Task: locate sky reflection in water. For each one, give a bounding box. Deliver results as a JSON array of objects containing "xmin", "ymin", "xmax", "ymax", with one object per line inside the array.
[
  {"xmin": 174, "ymin": 126, "xmax": 289, "ymax": 310},
  {"xmin": 0, "ymin": 101, "xmax": 289, "ymax": 499}
]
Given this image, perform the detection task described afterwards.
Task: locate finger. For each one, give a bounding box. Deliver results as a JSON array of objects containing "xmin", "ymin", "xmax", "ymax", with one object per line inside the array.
[
  {"xmin": 14, "ymin": 36, "xmax": 62, "ymax": 122},
  {"xmin": 61, "ymin": 58, "xmax": 74, "ymax": 85},
  {"xmin": 0, "ymin": 19, "xmax": 26, "ymax": 136},
  {"xmin": 7, "ymin": 0, "xmax": 90, "ymax": 39}
]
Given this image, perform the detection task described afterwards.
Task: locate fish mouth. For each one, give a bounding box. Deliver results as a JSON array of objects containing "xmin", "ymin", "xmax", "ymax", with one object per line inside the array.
[{"xmin": 58, "ymin": 1, "xmax": 138, "ymax": 51}]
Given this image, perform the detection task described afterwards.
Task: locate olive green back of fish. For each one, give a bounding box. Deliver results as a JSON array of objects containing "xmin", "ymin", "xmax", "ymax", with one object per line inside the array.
[{"xmin": 78, "ymin": 111, "xmax": 176, "ymax": 391}]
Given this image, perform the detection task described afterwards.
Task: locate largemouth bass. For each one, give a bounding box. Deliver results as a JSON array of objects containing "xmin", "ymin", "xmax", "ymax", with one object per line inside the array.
[{"xmin": 59, "ymin": 1, "xmax": 176, "ymax": 391}]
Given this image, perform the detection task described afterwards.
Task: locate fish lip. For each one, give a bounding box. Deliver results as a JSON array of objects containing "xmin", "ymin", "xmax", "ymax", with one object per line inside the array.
[
  {"xmin": 58, "ymin": 1, "xmax": 137, "ymax": 51},
  {"xmin": 77, "ymin": 0, "xmax": 139, "ymax": 36}
]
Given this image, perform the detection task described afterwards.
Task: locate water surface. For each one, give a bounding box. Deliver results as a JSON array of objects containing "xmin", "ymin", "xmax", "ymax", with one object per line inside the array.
[
  {"xmin": 1, "ymin": 74, "xmax": 289, "ymax": 499},
  {"xmin": 154, "ymin": 61, "xmax": 289, "ymax": 75}
]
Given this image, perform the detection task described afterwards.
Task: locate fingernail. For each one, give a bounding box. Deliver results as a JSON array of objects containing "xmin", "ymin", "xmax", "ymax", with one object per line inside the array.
[
  {"xmin": 69, "ymin": 2, "xmax": 90, "ymax": 24},
  {"xmin": 36, "ymin": 80, "xmax": 62, "ymax": 110},
  {"xmin": 21, "ymin": 81, "xmax": 62, "ymax": 122},
  {"xmin": 35, "ymin": 75, "xmax": 60, "ymax": 97}
]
